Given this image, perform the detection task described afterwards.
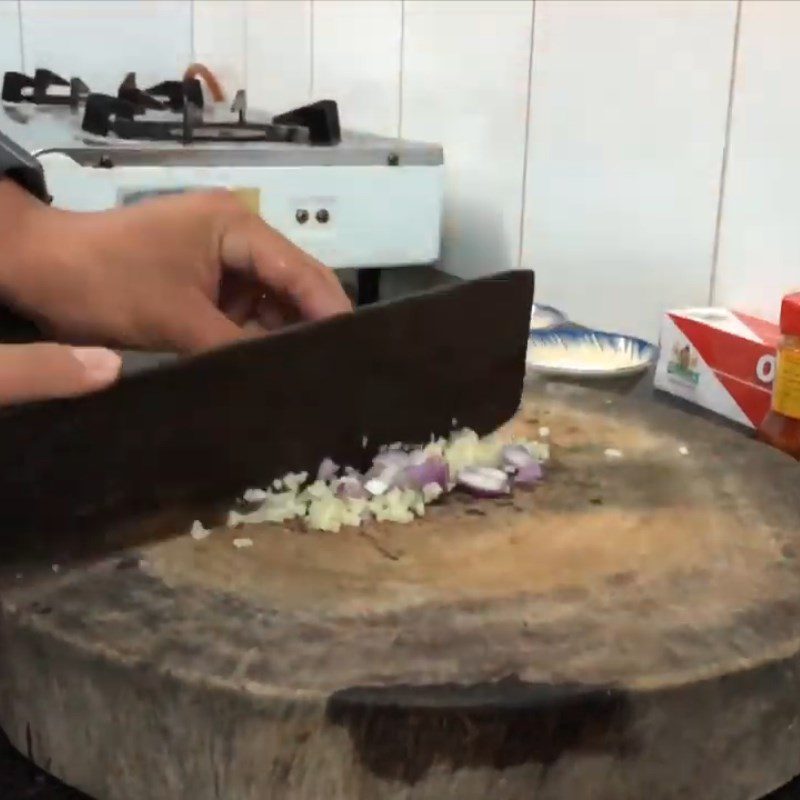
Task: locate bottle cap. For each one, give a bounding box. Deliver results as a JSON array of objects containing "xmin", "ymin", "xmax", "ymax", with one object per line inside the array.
[{"xmin": 780, "ymin": 293, "xmax": 800, "ymax": 336}]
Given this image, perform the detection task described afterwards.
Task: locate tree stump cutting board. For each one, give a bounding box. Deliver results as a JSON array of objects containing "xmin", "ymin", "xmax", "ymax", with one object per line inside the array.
[{"xmin": 1, "ymin": 382, "xmax": 800, "ymax": 800}]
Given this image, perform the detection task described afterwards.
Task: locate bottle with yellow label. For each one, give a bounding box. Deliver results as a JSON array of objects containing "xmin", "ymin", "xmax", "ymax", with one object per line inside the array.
[{"xmin": 758, "ymin": 292, "xmax": 800, "ymax": 457}]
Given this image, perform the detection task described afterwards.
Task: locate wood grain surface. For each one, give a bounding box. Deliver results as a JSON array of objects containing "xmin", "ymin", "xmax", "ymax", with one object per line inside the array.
[{"xmin": 1, "ymin": 381, "xmax": 799, "ymax": 800}]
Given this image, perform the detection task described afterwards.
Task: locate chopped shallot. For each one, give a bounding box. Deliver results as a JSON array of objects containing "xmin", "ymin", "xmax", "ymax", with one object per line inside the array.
[
  {"xmin": 204, "ymin": 423, "xmax": 549, "ymax": 539},
  {"xmin": 514, "ymin": 461, "xmax": 543, "ymax": 487},
  {"xmin": 456, "ymin": 466, "xmax": 511, "ymax": 497}
]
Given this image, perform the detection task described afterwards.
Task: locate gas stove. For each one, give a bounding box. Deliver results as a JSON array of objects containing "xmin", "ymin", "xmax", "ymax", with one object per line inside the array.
[{"xmin": 1, "ymin": 68, "xmax": 444, "ymax": 302}]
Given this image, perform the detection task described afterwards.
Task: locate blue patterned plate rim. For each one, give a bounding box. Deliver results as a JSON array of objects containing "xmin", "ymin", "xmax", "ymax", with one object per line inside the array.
[
  {"xmin": 526, "ymin": 327, "xmax": 658, "ymax": 377},
  {"xmin": 529, "ymin": 303, "xmax": 568, "ymax": 330}
]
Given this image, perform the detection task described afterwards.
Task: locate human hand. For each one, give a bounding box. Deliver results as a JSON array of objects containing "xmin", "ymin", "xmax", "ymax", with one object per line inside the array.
[
  {"xmin": 0, "ymin": 343, "xmax": 120, "ymax": 405},
  {"xmin": 0, "ymin": 181, "xmax": 352, "ymax": 354}
]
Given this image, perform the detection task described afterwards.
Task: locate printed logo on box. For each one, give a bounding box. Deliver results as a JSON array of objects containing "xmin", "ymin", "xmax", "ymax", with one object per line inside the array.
[
  {"xmin": 655, "ymin": 308, "xmax": 780, "ymax": 429},
  {"xmin": 666, "ymin": 342, "xmax": 700, "ymax": 386},
  {"xmin": 755, "ymin": 353, "xmax": 776, "ymax": 385}
]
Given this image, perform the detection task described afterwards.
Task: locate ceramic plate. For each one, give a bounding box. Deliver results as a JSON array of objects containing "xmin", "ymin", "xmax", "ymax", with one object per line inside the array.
[
  {"xmin": 529, "ymin": 303, "xmax": 568, "ymax": 331},
  {"xmin": 526, "ymin": 329, "xmax": 657, "ymax": 378}
]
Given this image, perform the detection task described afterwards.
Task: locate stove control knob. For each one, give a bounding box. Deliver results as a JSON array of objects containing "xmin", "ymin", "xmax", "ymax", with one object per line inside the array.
[
  {"xmin": 316, "ymin": 208, "xmax": 330, "ymax": 224},
  {"xmin": 295, "ymin": 209, "xmax": 309, "ymax": 224}
]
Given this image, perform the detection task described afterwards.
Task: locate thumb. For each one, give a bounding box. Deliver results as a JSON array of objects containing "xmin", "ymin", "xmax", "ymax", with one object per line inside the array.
[{"xmin": 0, "ymin": 343, "xmax": 121, "ymax": 406}]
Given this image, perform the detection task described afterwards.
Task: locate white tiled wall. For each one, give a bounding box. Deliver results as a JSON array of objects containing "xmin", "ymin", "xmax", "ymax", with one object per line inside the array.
[
  {"xmin": 0, "ymin": 2, "xmax": 21, "ymax": 78},
  {"xmin": 522, "ymin": 0, "xmax": 737, "ymax": 338},
  {"xmin": 2, "ymin": 0, "xmax": 798, "ymax": 339},
  {"xmin": 245, "ymin": 0, "xmax": 311, "ymax": 113},
  {"xmin": 402, "ymin": 0, "xmax": 533, "ymax": 280},
  {"xmin": 713, "ymin": 0, "xmax": 800, "ymax": 323},
  {"xmin": 312, "ymin": 0, "xmax": 401, "ymax": 138},
  {"xmin": 192, "ymin": 0, "xmax": 245, "ymax": 94},
  {"xmin": 20, "ymin": 0, "xmax": 192, "ymax": 93}
]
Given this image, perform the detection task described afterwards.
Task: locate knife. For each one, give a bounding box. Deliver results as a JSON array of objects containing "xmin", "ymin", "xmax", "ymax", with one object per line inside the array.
[{"xmin": 0, "ymin": 269, "xmax": 533, "ymax": 564}]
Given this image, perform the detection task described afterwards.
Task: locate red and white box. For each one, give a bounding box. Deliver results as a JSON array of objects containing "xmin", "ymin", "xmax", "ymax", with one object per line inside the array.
[{"xmin": 654, "ymin": 308, "xmax": 780, "ymax": 428}]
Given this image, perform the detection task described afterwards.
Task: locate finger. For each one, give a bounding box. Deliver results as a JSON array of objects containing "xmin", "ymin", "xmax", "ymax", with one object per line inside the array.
[
  {"xmin": 161, "ymin": 293, "xmax": 248, "ymax": 354},
  {"xmin": 0, "ymin": 343, "xmax": 121, "ymax": 405},
  {"xmin": 256, "ymin": 291, "xmax": 301, "ymax": 331},
  {"xmin": 219, "ymin": 215, "xmax": 352, "ymax": 322},
  {"xmin": 218, "ymin": 272, "xmax": 261, "ymax": 325}
]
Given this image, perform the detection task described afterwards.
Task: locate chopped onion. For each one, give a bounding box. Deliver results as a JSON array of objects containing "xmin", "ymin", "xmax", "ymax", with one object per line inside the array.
[
  {"xmin": 424, "ymin": 438, "xmax": 447, "ymax": 459},
  {"xmin": 190, "ymin": 520, "xmax": 211, "ymax": 540},
  {"xmin": 282, "ymin": 471, "xmax": 308, "ymax": 491},
  {"xmin": 197, "ymin": 424, "xmax": 549, "ymax": 540},
  {"xmin": 514, "ymin": 461, "xmax": 543, "ymax": 487},
  {"xmin": 422, "ymin": 482, "xmax": 443, "ymax": 503},
  {"xmin": 407, "ymin": 448, "xmax": 429, "ymax": 466},
  {"xmin": 302, "ymin": 480, "xmax": 331, "ymax": 501},
  {"xmin": 399, "ymin": 456, "xmax": 449, "ymax": 491},
  {"xmin": 369, "ymin": 487, "xmax": 415, "ymax": 523},
  {"xmin": 501, "ymin": 444, "xmax": 537, "ymax": 471},
  {"xmin": 233, "ymin": 537, "xmax": 253, "ymax": 549},
  {"xmin": 373, "ymin": 453, "xmax": 405, "ymax": 471},
  {"xmin": 365, "ymin": 476, "xmax": 391, "ymax": 496},
  {"xmin": 317, "ymin": 457, "xmax": 339, "ymax": 482},
  {"xmin": 457, "ymin": 466, "xmax": 511, "ymax": 497},
  {"xmin": 336, "ymin": 475, "xmax": 368, "ymax": 499},
  {"xmin": 307, "ymin": 496, "xmax": 345, "ymax": 532}
]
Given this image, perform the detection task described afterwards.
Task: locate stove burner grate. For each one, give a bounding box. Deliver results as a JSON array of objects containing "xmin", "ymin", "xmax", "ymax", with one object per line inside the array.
[{"xmin": 2, "ymin": 69, "xmax": 88, "ymax": 108}]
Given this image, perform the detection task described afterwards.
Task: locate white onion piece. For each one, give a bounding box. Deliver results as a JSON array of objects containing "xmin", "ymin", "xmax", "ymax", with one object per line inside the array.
[
  {"xmin": 457, "ymin": 466, "xmax": 511, "ymax": 497},
  {"xmin": 408, "ymin": 448, "xmax": 428, "ymax": 466},
  {"xmin": 190, "ymin": 520, "xmax": 211, "ymax": 540},
  {"xmin": 501, "ymin": 444, "xmax": 537, "ymax": 471},
  {"xmin": 243, "ymin": 487, "xmax": 268, "ymax": 503},
  {"xmin": 514, "ymin": 461, "xmax": 543, "ymax": 487},
  {"xmin": 422, "ymin": 482, "xmax": 443, "ymax": 503},
  {"xmin": 336, "ymin": 475, "xmax": 368, "ymax": 499},
  {"xmin": 424, "ymin": 438, "xmax": 447, "ymax": 459},
  {"xmin": 370, "ymin": 450, "xmax": 410, "ymax": 476},
  {"xmin": 317, "ymin": 457, "xmax": 339, "ymax": 482},
  {"xmin": 233, "ymin": 537, "xmax": 253, "ymax": 549},
  {"xmin": 365, "ymin": 477, "xmax": 390, "ymax": 496},
  {"xmin": 282, "ymin": 471, "xmax": 308, "ymax": 491},
  {"xmin": 302, "ymin": 480, "xmax": 331, "ymax": 501}
]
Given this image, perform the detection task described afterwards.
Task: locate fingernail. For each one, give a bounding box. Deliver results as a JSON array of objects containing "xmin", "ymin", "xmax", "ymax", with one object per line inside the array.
[{"xmin": 71, "ymin": 347, "xmax": 122, "ymax": 384}]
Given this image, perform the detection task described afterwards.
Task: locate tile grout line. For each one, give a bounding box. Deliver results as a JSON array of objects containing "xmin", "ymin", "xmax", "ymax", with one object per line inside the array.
[
  {"xmin": 398, "ymin": 0, "xmax": 405, "ymax": 138},
  {"xmin": 708, "ymin": 0, "xmax": 743, "ymax": 306},
  {"xmin": 516, "ymin": 0, "xmax": 537, "ymax": 270},
  {"xmin": 308, "ymin": 0, "xmax": 315, "ymax": 100},
  {"xmin": 242, "ymin": 0, "xmax": 248, "ymax": 92},
  {"xmin": 17, "ymin": 0, "xmax": 24, "ymax": 73},
  {"xmin": 189, "ymin": 0, "xmax": 195, "ymax": 63}
]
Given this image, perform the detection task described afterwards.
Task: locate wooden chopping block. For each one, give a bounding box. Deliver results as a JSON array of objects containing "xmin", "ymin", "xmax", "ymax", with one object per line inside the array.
[{"xmin": 1, "ymin": 382, "xmax": 799, "ymax": 800}]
